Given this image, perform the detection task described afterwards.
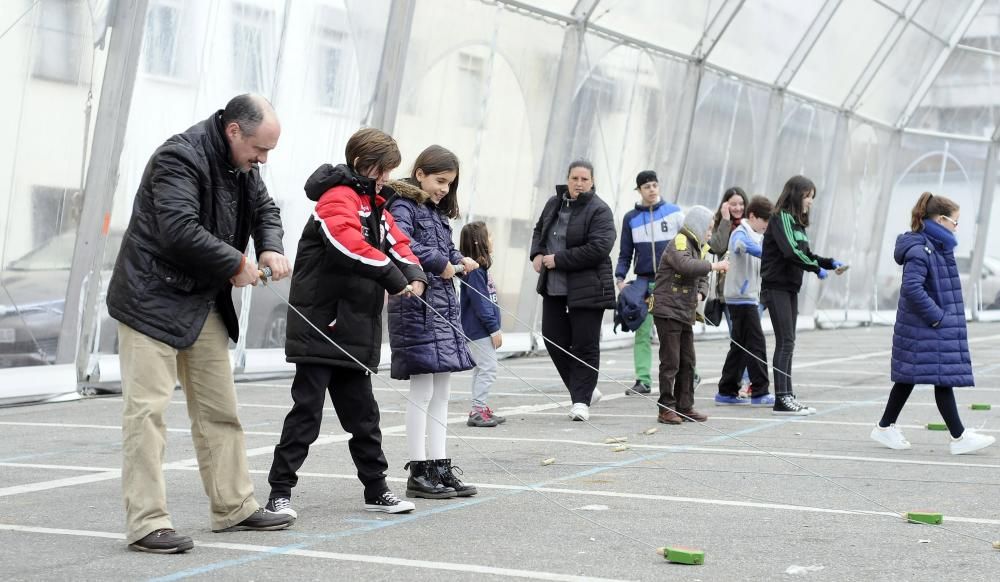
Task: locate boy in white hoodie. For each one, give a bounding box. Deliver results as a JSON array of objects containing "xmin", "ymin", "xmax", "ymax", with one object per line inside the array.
[{"xmin": 715, "ymin": 195, "xmax": 773, "ymax": 406}]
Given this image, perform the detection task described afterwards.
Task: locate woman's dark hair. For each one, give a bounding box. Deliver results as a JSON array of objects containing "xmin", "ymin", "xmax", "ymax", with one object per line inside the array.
[
  {"xmin": 459, "ymin": 221, "xmax": 492, "ymax": 270},
  {"xmin": 566, "ymin": 159, "xmax": 594, "ymax": 179},
  {"xmin": 412, "ymin": 145, "xmax": 460, "ymax": 219},
  {"xmin": 774, "ymin": 175, "xmax": 817, "ymax": 227},
  {"xmin": 345, "ymin": 127, "xmax": 401, "ymax": 177},
  {"xmin": 910, "ymin": 191, "xmax": 959, "ymax": 232},
  {"xmin": 713, "ymin": 186, "xmax": 748, "ymax": 226}
]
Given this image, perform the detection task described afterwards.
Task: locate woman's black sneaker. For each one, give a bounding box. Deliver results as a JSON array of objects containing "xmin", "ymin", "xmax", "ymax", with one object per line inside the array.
[
  {"xmin": 772, "ymin": 394, "xmax": 811, "ymax": 416},
  {"xmin": 129, "ymin": 529, "xmax": 194, "ymax": 554},
  {"xmin": 625, "ymin": 380, "xmax": 651, "ymax": 395}
]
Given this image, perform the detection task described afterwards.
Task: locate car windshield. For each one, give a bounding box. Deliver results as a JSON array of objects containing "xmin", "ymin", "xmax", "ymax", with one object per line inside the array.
[{"xmin": 7, "ymin": 232, "xmax": 76, "ymax": 271}]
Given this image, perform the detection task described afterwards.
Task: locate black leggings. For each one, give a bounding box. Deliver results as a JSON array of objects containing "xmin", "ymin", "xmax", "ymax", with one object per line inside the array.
[
  {"xmin": 762, "ymin": 289, "xmax": 797, "ymax": 397},
  {"xmin": 878, "ymin": 383, "xmax": 965, "ymax": 438}
]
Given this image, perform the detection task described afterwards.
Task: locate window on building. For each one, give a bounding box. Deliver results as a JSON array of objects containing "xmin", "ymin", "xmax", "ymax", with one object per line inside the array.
[
  {"xmin": 317, "ymin": 28, "xmax": 346, "ymax": 109},
  {"xmin": 32, "ymin": 0, "xmax": 85, "ymax": 84},
  {"xmin": 142, "ymin": 1, "xmax": 181, "ymax": 77},
  {"xmin": 232, "ymin": 4, "xmax": 275, "ymax": 94},
  {"xmin": 457, "ymin": 52, "xmax": 486, "ymax": 127}
]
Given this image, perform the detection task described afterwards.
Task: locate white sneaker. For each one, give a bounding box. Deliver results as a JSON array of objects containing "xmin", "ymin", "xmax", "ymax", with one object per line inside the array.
[
  {"xmin": 590, "ymin": 388, "xmax": 603, "ymax": 406},
  {"xmin": 870, "ymin": 424, "xmax": 912, "ymax": 450},
  {"xmin": 568, "ymin": 402, "xmax": 590, "ymax": 421},
  {"xmin": 950, "ymin": 429, "xmax": 996, "ymax": 455}
]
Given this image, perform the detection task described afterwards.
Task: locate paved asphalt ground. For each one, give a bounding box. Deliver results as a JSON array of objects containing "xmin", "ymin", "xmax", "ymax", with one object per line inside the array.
[{"xmin": 2, "ymin": 322, "xmax": 1000, "ymax": 581}]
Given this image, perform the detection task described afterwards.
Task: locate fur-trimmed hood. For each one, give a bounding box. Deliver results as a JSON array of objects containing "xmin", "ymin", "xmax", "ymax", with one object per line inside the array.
[{"xmin": 387, "ymin": 178, "xmax": 429, "ymax": 204}]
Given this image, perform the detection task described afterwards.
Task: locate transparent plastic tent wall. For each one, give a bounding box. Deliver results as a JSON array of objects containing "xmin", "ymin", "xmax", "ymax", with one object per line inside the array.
[{"xmin": 2, "ymin": 0, "xmax": 1000, "ymax": 402}]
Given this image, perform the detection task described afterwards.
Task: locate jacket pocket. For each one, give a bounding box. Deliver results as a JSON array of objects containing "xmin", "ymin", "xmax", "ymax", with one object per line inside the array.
[{"xmin": 151, "ymin": 258, "xmax": 196, "ymax": 292}]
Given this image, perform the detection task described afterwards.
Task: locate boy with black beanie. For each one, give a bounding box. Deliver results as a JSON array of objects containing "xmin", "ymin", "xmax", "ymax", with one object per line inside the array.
[{"xmin": 615, "ymin": 170, "xmax": 683, "ymax": 394}]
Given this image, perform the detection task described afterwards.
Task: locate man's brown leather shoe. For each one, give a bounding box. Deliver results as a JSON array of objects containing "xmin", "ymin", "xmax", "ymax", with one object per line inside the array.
[
  {"xmin": 657, "ymin": 409, "xmax": 682, "ymax": 424},
  {"xmin": 678, "ymin": 408, "xmax": 708, "ymax": 422}
]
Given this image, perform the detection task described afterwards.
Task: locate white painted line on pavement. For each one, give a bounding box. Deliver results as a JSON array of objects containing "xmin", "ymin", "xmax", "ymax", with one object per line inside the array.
[{"xmin": 0, "ymin": 524, "xmax": 633, "ymax": 582}]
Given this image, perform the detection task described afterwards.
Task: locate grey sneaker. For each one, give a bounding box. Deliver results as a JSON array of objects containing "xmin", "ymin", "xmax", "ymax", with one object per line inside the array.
[
  {"xmin": 483, "ymin": 406, "xmax": 506, "ymax": 424},
  {"xmin": 212, "ymin": 507, "xmax": 294, "ymax": 532},
  {"xmin": 467, "ymin": 408, "xmax": 499, "ymax": 427},
  {"xmin": 625, "ymin": 380, "xmax": 651, "ymax": 395}
]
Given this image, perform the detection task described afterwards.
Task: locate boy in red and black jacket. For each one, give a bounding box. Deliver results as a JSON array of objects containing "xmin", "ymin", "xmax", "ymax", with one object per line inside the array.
[{"xmin": 268, "ymin": 128, "xmax": 427, "ymax": 518}]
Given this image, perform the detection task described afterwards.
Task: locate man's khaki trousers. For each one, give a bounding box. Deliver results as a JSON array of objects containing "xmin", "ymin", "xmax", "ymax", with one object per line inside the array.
[{"xmin": 119, "ymin": 311, "xmax": 258, "ymax": 543}]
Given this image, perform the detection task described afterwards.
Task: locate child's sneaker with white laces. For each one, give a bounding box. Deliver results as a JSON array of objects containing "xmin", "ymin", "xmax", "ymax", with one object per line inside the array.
[
  {"xmin": 870, "ymin": 424, "xmax": 911, "ymax": 450},
  {"xmin": 950, "ymin": 429, "xmax": 996, "ymax": 455},
  {"xmin": 265, "ymin": 497, "xmax": 297, "ymax": 519},
  {"xmin": 772, "ymin": 394, "xmax": 811, "ymax": 416},
  {"xmin": 364, "ymin": 490, "xmax": 415, "ymax": 513}
]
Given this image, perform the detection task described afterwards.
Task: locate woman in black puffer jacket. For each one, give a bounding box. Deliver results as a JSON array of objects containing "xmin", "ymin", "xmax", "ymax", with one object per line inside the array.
[{"xmin": 529, "ymin": 160, "xmax": 616, "ymax": 422}]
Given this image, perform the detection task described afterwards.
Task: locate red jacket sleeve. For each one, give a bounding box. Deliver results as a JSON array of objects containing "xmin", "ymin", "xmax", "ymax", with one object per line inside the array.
[{"xmin": 313, "ymin": 187, "xmax": 411, "ymax": 292}]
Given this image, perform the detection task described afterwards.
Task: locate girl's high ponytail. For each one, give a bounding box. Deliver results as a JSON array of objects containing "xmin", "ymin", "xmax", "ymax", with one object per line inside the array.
[
  {"xmin": 910, "ymin": 192, "xmax": 933, "ymax": 232},
  {"xmin": 910, "ymin": 192, "xmax": 959, "ymax": 232}
]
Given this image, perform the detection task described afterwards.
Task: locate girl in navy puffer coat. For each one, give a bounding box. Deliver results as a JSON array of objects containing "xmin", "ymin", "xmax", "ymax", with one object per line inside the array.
[
  {"xmin": 870, "ymin": 192, "xmax": 994, "ymax": 455},
  {"xmin": 387, "ymin": 145, "xmax": 478, "ymax": 499}
]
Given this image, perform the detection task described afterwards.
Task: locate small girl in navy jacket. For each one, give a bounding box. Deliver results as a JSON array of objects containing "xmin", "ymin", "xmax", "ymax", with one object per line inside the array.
[{"xmin": 459, "ymin": 221, "xmax": 505, "ymax": 427}]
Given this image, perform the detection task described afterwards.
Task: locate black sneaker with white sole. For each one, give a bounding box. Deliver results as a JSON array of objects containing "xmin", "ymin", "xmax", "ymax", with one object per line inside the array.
[
  {"xmin": 129, "ymin": 528, "xmax": 194, "ymax": 554},
  {"xmin": 364, "ymin": 490, "xmax": 416, "ymax": 514},
  {"xmin": 265, "ymin": 496, "xmax": 297, "ymax": 519},
  {"xmin": 772, "ymin": 394, "xmax": 811, "ymax": 416}
]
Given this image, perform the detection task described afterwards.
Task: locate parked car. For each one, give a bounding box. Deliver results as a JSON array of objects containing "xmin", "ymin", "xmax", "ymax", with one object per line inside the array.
[
  {"xmin": 0, "ymin": 231, "xmax": 121, "ymax": 367},
  {"xmin": 240, "ymin": 277, "xmax": 291, "ymax": 349},
  {"xmin": 878, "ymin": 255, "xmax": 1000, "ymax": 311},
  {"xmin": 0, "ymin": 230, "xmax": 301, "ymax": 366}
]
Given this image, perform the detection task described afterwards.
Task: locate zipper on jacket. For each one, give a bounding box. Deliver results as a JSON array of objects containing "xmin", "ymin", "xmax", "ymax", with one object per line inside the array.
[{"xmin": 648, "ymin": 206, "xmax": 657, "ymax": 276}]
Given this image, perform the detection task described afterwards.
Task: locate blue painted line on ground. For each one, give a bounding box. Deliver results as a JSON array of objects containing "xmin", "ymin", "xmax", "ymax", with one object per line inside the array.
[
  {"xmin": 147, "ymin": 541, "xmax": 312, "ymax": 582},
  {"xmin": 145, "ymin": 497, "xmax": 492, "ymax": 581}
]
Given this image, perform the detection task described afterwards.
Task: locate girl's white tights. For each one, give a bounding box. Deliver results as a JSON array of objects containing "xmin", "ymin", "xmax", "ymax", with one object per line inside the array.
[{"xmin": 406, "ymin": 372, "xmax": 451, "ymax": 460}]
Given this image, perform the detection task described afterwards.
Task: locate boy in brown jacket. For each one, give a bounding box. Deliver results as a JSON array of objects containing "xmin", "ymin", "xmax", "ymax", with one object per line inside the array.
[{"xmin": 652, "ymin": 206, "xmax": 729, "ymax": 424}]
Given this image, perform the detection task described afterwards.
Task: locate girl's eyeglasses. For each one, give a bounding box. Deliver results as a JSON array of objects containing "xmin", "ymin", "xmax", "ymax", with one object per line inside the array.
[{"xmin": 941, "ymin": 215, "xmax": 959, "ymax": 228}]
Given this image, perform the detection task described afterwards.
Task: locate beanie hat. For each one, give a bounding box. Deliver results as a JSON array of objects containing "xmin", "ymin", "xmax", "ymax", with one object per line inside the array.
[
  {"xmin": 635, "ymin": 170, "xmax": 657, "ymax": 190},
  {"xmin": 682, "ymin": 205, "xmax": 713, "ymax": 244}
]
